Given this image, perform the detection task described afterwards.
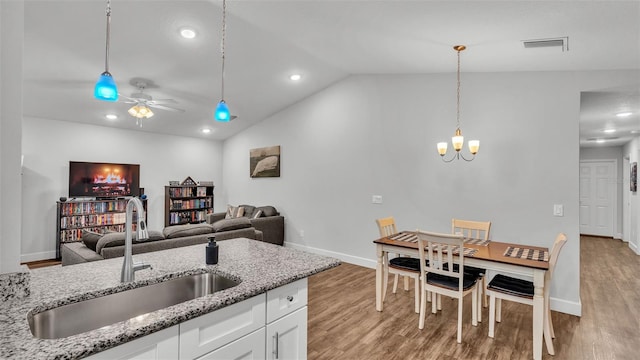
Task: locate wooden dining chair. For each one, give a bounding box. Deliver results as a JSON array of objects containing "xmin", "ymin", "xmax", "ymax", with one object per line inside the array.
[
  {"xmin": 376, "ymin": 217, "xmax": 421, "ymax": 313},
  {"xmin": 487, "ymin": 233, "xmax": 567, "ymax": 356},
  {"xmin": 452, "ymin": 218, "xmax": 491, "ymax": 320},
  {"xmin": 416, "ymin": 230, "xmax": 479, "ymax": 343}
]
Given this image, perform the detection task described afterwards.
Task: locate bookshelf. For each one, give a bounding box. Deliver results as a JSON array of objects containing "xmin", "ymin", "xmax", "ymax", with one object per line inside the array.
[
  {"xmin": 55, "ymin": 198, "xmax": 147, "ymax": 259},
  {"xmin": 164, "ymin": 185, "xmax": 214, "ymax": 227}
]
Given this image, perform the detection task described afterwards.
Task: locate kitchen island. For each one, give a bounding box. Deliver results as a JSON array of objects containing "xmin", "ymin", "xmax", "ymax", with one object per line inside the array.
[{"xmin": 0, "ymin": 238, "xmax": 340, "ymax": 359}]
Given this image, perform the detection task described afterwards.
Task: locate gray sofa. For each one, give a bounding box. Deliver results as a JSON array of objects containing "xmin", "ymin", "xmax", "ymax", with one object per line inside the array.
[
  {"xmin": 206, "ymin": 205, "xmax": 284, "ymax": 246},
  {"xmin": 61, "ymin": 222, "xmax": 262, "ymax": 266}
]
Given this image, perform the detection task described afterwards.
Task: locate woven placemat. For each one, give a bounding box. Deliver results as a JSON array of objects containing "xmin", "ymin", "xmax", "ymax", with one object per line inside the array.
[
  {"xmin": 503, "ymin": 246, "xmax": 549, "ymax": 262},
  {"xmin": 389, "ymin": 231, "xmax": 491, "ymax": 246},
  {"xmin": 388, "ymin": 232, "xmax": 478, "ymax": 256}
]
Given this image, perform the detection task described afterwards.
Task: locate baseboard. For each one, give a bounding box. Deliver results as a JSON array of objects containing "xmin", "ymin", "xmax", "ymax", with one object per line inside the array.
[
  {"xmin": 20, "ymin": 250, "xmax": 57, "ymax": 263},
  {"xmin": 549, "ymin": 296, "xmax": 582, "ymax": 317},
  {"xmin": 614, "ymin": 232, "xmax": 623, "ymax": 240},
  {"xmin": 629, "ymin": 241, "xmax": 640, "ymax": 255},
  {"xmin": 285, "ymin": 242, "xmax": 376, "ymax": 269}
]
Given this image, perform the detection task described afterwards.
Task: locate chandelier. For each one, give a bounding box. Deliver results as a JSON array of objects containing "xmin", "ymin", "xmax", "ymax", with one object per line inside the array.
[{"xmin": 436, "ymin": 45, "xmax": 479, "ymax": 162}]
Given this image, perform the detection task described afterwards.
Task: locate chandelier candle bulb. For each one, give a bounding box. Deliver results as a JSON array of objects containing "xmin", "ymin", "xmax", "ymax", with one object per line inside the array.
[
  {"xmin": 437, "ymin": 142, "xmax": 448, "ymax": 156},
  {"xmin": 468, "ymin": 140, "xmax": 480, "ymax": 154}
]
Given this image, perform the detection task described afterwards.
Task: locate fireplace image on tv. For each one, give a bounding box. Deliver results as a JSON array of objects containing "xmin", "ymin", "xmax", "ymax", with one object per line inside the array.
[{"xmin": 69, "ymin": 162, "xmax": 140, "ymax": 198}]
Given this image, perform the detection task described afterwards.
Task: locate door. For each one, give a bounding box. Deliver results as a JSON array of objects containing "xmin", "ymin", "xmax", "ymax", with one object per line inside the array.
[{"xmin": 579, "ymin": 160, "xmax": 617, "ymax": 236}]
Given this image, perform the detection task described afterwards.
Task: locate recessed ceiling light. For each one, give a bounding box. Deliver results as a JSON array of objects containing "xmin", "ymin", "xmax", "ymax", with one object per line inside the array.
[
  {"xmin": 105, "ymin": 114, "xmax": 118, "ymax": 120},
  {"xmin": 201, "ymin": 128, "xmax": 212, "ymax": 134},
  {"xmin": 289, "ymin": 74, "xmax": 302, "ymax": 81},
  {"xmin": 616, "ymin": 112, "xmax": 632, "ymax": 117},
  {"xmin": 180, "ymin": 28, "xmax": 197, "ymax": 39},
  {"xmin": 603, "ymin": 129, "xmax": 616, "ymax": 133},
  {"xmin": 595, "ymin": 139, "xmax": 606, "ymax": 143}
]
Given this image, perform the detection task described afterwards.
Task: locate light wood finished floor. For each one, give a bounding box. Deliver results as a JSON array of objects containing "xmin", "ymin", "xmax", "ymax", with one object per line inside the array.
[{"xmin": 308, "ymin": 236, "xmax": 640, "ymax": 360}]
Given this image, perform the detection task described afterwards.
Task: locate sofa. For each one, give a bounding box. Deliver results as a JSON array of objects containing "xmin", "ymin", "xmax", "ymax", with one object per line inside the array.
[
  {"xmin": 206, "ymin": 204, "xmax": 284, "ymax": 246},
  {"xmin": 61, "ymin": 221, "xmax": 262, "ymax": 266}
]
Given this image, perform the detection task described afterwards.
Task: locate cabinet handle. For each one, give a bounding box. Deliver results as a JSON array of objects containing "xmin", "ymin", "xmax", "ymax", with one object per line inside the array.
[
  {"xmin": 287, "ymin": 295, "xmax": 294, "ymax": 302},
  {"xmin": 273, "ymin": 332, "xmax": 279, "ymax": 359}
]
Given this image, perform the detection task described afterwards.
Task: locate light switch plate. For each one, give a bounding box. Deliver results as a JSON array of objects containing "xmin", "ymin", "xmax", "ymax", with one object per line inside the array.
[
  {"xmin": 372, "ymin": 195, "xmax": 383, "ymax": 204},
  {"xmin": 553, "ymin": 204, "xmax": 564, "ymax": 216}
]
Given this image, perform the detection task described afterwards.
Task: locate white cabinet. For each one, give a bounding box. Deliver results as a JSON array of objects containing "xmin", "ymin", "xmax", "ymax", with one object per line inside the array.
[
  {"xmin": 85, "ymin": 278, "xmax": 308, "ymax": 360},
  {"xmin": 85, "ymin": 326, "xmax": 179, "ymax": 360},
  {"xmin": 266, "ymin": 307, "xmax": 307, "ymax": 360},
  {"xmin": 195, "ymin": 328, "xmax": 266, "ymax": 360},
  {"xmin": 180, "ymin": 294, "xmax": 266, "ymax": 360}
]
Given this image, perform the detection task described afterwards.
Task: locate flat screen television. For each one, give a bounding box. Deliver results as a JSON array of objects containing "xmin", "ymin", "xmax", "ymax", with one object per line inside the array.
[{"xmin": 69, "ymin": 161, "xmax": 140, "ymax": 198}]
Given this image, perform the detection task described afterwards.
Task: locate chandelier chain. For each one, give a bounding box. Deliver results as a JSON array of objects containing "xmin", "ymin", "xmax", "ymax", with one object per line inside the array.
[
  {"xmin": 456, "ymin": 47, "xmax": 461, "ymax": 130},
  {"xmin": 220, "ymin": 0, "xmax": 227, "ymax": 100},
  {"xmin": 104, "ymin": 0, "xmax": 112, "ymax": 73}
]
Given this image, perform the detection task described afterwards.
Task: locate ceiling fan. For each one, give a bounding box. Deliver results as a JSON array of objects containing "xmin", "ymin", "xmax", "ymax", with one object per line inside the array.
[{"xmin": 120, "ymin": 81, "xmax": 184, "ymax": 126}]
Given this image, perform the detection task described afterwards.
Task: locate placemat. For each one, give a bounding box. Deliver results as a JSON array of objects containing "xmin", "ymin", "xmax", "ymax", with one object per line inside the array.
[
  {"xmin": 389, "ymin": 231, "xmax": 491, "ymax": 246},
  {"xmin": 388, "ymin": 232, "xmax": 478, "ymax": 256},
  {"xmin": 503, "ymin": 246, "xmax": 549, "ymax": 262}
]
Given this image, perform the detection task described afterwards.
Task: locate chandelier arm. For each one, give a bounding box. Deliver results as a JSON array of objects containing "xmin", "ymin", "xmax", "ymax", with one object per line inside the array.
[{"xmin": 458, "ymin": 152, "xmax": 476, "ymax": 162}]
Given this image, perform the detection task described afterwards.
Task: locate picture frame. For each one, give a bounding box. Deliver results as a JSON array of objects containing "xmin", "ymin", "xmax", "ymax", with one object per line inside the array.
[
  {"xmin": 250, "ymin": 145, "xmax": 281, "ymax": 178},
  {"xmin": 631, "ymin": 162, "xmax": 637, "ymax": 193}
]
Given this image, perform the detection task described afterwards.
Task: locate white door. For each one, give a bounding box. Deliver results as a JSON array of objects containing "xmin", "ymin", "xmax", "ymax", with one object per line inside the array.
[{"xmin": 579, "ymin": 160, "xmax": 617, "ymax": 236}]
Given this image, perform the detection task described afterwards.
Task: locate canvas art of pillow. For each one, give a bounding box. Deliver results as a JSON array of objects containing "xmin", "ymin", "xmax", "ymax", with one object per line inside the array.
[
  {"xmin": 225, "ymin": 204, "xmax": 245, "ymax": 219},
  {"xmin": 82, "ymin": 230, "xmax": 103, "ymax": 252}
]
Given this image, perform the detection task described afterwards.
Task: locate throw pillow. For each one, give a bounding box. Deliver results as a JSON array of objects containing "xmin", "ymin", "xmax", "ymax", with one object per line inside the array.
[
  {"xmin": 95, "ymin": 232, "xmax": 126, "ymax": 254},
  {"xmin": 163, "ymin": 223, "xmax": 214, "ymax": 239},
  {"xmin": 225, "ymin": 204, "xmax": 245, "ymax": 219},
  {"xmin": 239, "ymin": 205, "xmax": 256, "ymax": 218},
  {"xmin": 251, "ymin": 209, "xmax": 263, "ymax": 219},
  {"xmin": 256, "ymin": 206, "xmax": 278, "ymax": 217},
  {"xmin": 212, "ymin": 217, "xmax": 252, "ymax": 232},
  {"xmin": 82, "ymin": 230, "xmax": 103, "ymax": 252}
]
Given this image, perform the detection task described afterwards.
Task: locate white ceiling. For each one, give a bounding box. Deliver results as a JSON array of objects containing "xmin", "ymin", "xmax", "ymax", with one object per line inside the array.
[{"xmin": 22, "ymin": 0, "xmax": 640, "ymax": 145}]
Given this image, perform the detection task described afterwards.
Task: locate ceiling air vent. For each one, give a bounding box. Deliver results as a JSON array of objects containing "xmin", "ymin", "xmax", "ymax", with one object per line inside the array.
[{"xmin": 522, "ymin": 37, "xmax": 569, "ymax": 51}]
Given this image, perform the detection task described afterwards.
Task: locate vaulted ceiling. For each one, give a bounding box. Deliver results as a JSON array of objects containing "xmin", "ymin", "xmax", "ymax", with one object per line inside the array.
[{"xmin": 22, "ymin": 1, "xmax": 640, "ymax": 145}]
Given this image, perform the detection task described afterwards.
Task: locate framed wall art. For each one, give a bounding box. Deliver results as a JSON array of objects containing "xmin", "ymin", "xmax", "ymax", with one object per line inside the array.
[{"xmin": 250, "ymin": 145, "xmax": 281, "ymax": 178}]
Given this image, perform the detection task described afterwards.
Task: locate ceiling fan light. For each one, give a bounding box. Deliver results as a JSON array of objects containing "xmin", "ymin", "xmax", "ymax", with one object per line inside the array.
[
  {"xmin": 215, "ymin": 100, "xmax": 231, "ymax": 122},
  {"xmin": 128, "ymin": 104, "xmax": 154, "ymax": 119},
  {"xmin": 94, "ymin": 72, "xmax": 118, "ymax": 102}
]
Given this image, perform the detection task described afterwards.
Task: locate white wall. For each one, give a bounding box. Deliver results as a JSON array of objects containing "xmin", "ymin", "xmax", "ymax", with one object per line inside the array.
[
  {"xmin": 21, "ymin": 117, "xmax": 224, "ymax": 262},
  {"xmin": 222, "ymin": 70, "xmax": 640, "ymax": 316},
  {"xmin": 579, "ymin": 146, "xmax": 624, "ymax": 237},
  {"xmin": 623, "ymin": 137, "xmax": 640, "ymax": 254},
  {"xmin": 0, "ymin": 0, "xmax": 24, "ymax": 274}
]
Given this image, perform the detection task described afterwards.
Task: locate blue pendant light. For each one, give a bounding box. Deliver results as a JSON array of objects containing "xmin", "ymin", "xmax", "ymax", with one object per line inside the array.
[
  {"xmin": 214, "ymin": 0, "xmax": 231, "ymax": 122},
  {"xmin": 94, "ymin": 0, "xmax": 118, "ymax": 102}
]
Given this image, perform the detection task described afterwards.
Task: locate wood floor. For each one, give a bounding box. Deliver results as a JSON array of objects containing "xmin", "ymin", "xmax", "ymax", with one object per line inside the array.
[{"xmin": 307, "ymin": 236, "xmax": 640, "ymax": 360}]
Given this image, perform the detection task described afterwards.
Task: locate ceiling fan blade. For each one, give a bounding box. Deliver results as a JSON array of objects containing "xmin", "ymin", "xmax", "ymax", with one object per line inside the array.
[
  {"xmin": 149, "ymin": 104, "xmax": 185, "ymax": 112},
  {"xmin": 148, "ymin": 98, "xmax": 178, "ymax": 105}
]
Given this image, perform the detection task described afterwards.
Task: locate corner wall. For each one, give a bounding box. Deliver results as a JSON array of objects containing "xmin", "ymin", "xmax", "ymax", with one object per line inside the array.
[
  {"xmin": 623, "ymin": 137, "xmax": 640, "ymax": 254},
  {"xmin": 222, "ymin": 69, "xmax": 639, "ymax": 316},
  {"xmin": 21, "ymin": 117, "xmax": 224, "ymax": 262}
]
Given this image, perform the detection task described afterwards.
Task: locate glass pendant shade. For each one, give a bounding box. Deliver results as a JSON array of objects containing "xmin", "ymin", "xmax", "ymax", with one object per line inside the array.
[
  {"xmin": 452, "ymin": 130, "xmax": 464, "ymax": 151},
  {"xmin": 437, "ymin": 142, "xmax": 448, "ymax": 156},
  {"xmin": 94, "ymin": 71, "xmax": 118, "ymax": 102},
  {"xmin": 215, "ymin": 100, "xmax": 230, "ymax": 122},
  {"xmin": 468, "ymin": 140, "xmax": 480, "ymax": 154}
]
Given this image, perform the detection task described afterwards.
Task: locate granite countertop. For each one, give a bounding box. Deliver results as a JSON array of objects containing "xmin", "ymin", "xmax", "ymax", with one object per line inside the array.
[{"xmin": 0, "ymin": 238, "xmax": 340, "ymax": 359}]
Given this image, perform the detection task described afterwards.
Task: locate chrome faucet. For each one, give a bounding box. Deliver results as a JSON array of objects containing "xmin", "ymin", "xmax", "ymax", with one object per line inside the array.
[{"xmin": 121, "ymin": 197, "xmax": 152, "ymax": 282}]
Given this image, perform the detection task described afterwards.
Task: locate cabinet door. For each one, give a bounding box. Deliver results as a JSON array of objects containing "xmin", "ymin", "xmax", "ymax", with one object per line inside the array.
[
  {"xmin": 196, "ymin": 328, "xmax": 266, "ymax": 360},
  {"xmin": 180, "ymin": 294, "xmax": 266, "ymax": 360},
  {"xmin": 85, "ymin": 326, "xmax": 179, "ymax": 360},
  {"xmin": 265, "ymin": 307, "xmax": 307, "ymax": 360}
]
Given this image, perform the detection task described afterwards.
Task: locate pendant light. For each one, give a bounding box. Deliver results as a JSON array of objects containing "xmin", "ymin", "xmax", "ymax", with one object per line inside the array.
[
  {"xmin": 94, "ymin": 0, "xmax": 118, "ymax": 102},
  {"xmin": 214, "ymin": 0, "xmax": 231, "ymax": 122},
  {"xmin": 436, "ymin": 45, "xmax": 479, "ymax": 162}
]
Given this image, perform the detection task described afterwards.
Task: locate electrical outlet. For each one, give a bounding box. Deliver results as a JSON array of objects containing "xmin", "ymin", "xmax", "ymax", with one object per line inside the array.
[{"xmin": 372, "ymin": 195, "xmax": 383, "ymax": 204}]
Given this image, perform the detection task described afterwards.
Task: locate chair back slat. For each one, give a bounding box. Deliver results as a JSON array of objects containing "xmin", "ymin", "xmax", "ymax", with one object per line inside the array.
[
  {"xmin": 417, "ymin": 230, "xmax": 465, "ymax": 287},
  {"xmin": 376, "ymin": 217, "xmax": 397, "ymax": 238},
  {"xmin": 452, "ymin": 219, "xmax": 491, "ymax": 240}
]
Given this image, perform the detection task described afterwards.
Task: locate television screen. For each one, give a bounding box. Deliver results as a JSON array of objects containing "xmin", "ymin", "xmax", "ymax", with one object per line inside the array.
[{"xmin": 69, "ymin": 162, "xmax": 140, "ymax": 198}]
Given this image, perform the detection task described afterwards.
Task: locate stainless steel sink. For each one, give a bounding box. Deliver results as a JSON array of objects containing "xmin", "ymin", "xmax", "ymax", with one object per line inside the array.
[{"xmin": 28, "ymin": 272, "xmax": 239, "ymax": 339}]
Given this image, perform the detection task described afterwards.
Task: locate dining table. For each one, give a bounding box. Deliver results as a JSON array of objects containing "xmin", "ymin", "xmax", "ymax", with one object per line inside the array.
[{"xmin": 374, "ymin": 231, "xmax": 552, "ymax": 360}]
